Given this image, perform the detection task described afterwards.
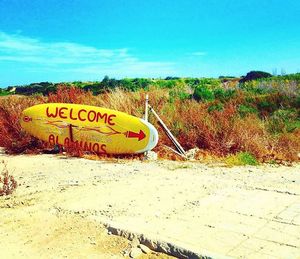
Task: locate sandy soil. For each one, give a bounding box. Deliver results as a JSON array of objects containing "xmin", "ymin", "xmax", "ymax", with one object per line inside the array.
[
  {"xmin": 1, "ymin": 151, "xmax": 299, "ymax": 258},
  {"xmin": 0, "ymin": 153, "xmax": 174, "ymax": 259}
]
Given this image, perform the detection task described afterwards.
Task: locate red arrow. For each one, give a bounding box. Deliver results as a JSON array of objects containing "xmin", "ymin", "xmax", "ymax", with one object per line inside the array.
[{"xmin": 126, "ymin": 130, "xmax": 146, "ymax": 141}]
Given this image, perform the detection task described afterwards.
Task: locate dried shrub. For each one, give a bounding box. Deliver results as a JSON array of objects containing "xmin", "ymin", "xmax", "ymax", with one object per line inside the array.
[
  {"xmin": 0, "ymin": 84, "xmax": 299, "ymax": 162},
  {"xmin": 274, "ymin": 129, "xmax": 300, "ymax": 161},
  {"xmin": 48, "ymin": 85, "xmax": 95, "ymax": 104},
  {"xmin": 0, "ymin": 86, "xmax": 96, "ymax": 155},
  {"xmin": 63, "ymin": 143, "xmax": 84, "ymax": 158},
  {"xmin": 227, "ymin": 115, "xmax": 270, "ymax": 159},
  {"xmin": 93, "ymin": 88, "xmax": 144, "ymax": 116},
  {"xmin": 0, "ymin": 96, "xmax": 45, "ymax": 154},
  {"xmin": 155, "ymin": 145, "xmax": 185, "ymax": 161},
  {"xmin": 152, "ymin": 99, "xmax": 273, "ymax": 160},
  {"xmin": 0, "ymin": 161, "xmax": 17, "ymax": 196}
]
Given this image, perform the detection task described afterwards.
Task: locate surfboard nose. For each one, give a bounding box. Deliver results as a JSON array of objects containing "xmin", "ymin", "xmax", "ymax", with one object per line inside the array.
[
  {"xmin": 136, "ymin": 120, "xmax": 159, "ymax": 153},
  {"xmin": 148, "ymin": 122, "xmax": 159, "ymax": 150}
]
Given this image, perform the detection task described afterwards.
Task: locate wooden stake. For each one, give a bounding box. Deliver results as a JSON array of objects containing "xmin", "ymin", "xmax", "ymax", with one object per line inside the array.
[
  {"xmin": 144, "ymin": 94, "xmax": 149, "ymax": 121},
  {"xmin": 144, "ymin": 94, "xmax": 149, "ymax": 156}
]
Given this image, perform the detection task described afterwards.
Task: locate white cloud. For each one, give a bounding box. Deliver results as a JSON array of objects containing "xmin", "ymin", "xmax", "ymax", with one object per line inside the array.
[
  {"xmin": 0, "ymin": 31, "xmax": 176, "ymax": 79},
  {"xmin": 191, "ymin": 51, "xmax": 206, "ymax": 56}
]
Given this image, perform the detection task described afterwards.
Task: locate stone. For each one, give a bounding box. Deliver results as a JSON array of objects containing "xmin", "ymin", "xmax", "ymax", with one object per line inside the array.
[
  {"xmin": 185, "ymin": 148, "xmax": 200, "ymax": 160},
  {"xmin": 131, "ymin": 237, "xmax": 139, "ymax": 247},
  {"xmin": 138, "ymin": 244, "xmax": 151, "ymax": 254},
  {"xmin": 129, "ymin": 248, "xmax": 143, "ymax": 258},
  {"xmin": 144, "ymin": 151, "xmax": 158, "ymax": 161},
  {"xmin": 143, "ymin": 239, "xmax": 158, "ymax": 250}
]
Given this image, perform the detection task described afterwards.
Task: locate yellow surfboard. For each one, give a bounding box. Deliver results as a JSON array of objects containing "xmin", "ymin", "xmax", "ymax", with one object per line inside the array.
[{"xmin": 20, "ymin": 103, "xmax": 158, "ymax": 154}]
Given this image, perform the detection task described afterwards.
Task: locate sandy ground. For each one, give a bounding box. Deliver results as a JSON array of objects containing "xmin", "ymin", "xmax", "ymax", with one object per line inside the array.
[
  {"xmin": 0, "ymin": 152, "xmax": 300, "ymax": 258},
  {"xmin": 0, "ymin": 153, "xmax": 174, "ymax": 259}
]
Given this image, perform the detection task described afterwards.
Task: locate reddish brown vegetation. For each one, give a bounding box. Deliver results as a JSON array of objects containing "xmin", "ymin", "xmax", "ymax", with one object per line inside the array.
[
  {"xmin": 0, "ymin": 86, "xmax": 299, "ymax": 162},
  {"xmin": 48, "ymin": 85, "xmax": 94, "ymax": 104},
  {"xmin": 0, "ymin": 96, "xmax": 45, "ymax": 154},
  {"xmin": 0, "ymin": 161, "xmax": 17, "ymax": 196},
  {"xmin": 156, "ymin": 101, "xmax": 269, "ymax": 159}
]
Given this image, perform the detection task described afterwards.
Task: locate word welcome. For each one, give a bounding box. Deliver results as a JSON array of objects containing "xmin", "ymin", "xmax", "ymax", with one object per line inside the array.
[
  {"xmin": 49, "ymin": 134, "xmax": 107, "ymax": 154},
  {"xmin": 46, "ymin": 106, "xmax": 116, "ymax": 126}
]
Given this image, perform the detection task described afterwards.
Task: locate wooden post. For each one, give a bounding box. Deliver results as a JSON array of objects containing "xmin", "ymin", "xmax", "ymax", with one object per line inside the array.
[
  {"xmin": 144, "ymin": 94, "xmax": 149, "ymax": 121},
  {"xmin": 144, "ymin": 94, "xmax": 149, "ymax": 157},
  {"xmin": 149, "ymin": 105, "xmax": 185, "ymax": 156}
]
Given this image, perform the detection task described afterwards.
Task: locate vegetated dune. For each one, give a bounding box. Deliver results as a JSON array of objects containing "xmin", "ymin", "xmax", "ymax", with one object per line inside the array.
[
  {"xmin": 0, "ymin": 75, "xmax": 299, "ymax": 163},
  {"xmin": 0, "ymin": 75, "xmax": 299, "ymax": 258}
]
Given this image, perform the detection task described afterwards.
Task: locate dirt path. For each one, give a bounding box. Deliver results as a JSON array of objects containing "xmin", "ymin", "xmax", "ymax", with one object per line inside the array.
[
  {"xmin": 0, "ymin": 154, "xmax": 174, "ymax": 259},
  {"xmin": 1, "ymin": 153, "xmax": 300, "ymax": 258}
]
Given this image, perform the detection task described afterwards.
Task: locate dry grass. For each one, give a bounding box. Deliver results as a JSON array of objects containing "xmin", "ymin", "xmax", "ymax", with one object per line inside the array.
[
  {"xmin": 0, "ymin": 85, "xmax": 299, "ymax": 162},
  {"xmin": 0, "ymin": 95, "xmax": 45, "ymax": 153},
  {"xmin": 274, "ymin": 129, "xmax": 300, "ymax": 161},
  {"xmin": 0, "ymin": 161, "xmax": 17, "ymax": 196}
]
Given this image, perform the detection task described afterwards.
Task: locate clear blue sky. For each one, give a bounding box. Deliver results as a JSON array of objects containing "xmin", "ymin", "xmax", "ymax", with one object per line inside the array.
[{"xmin": 0, "ymin": 0, "xmax": 299, "ymax": 86}]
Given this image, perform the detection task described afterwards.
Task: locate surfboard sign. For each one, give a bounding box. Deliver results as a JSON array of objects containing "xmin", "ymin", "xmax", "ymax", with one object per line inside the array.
[{"xmin": 20, "ymin": 103, "xmax": 159, "ymax": 154}]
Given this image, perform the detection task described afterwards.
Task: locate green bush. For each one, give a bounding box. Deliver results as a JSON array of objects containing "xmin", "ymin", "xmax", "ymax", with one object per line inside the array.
[
  {"xmin": 295, "ymin": 96, "xmax": 300, "ymax": 108},
  {"xmin": 0, "ymin": 90, "xmax": 10, "ymax": 96},
  {"xmin": 155, "ymin": 79, "xmax": 178, "ymax": 89},
  {"xmin": 225, "ymin": 152, "xmax": 258, "ymax": 166},
  {"xmin": 239, "ymin": 81, "xmax": 271, "ymax": 95},
  {"xmin": 193, "ymin": 86, "xmax": 214, "ymax": 102},
  {"xmin": 257, "ymin": 100, "xmax": 276, "ymax": 113},
  {"xmin": 238, "ymin": 104, "xmax": 258, "ymax": 117},
  {"xmin": 213, "ymin": 88, "xmax": 236, "ymax": 101},
  {"xmin": 208, "ymin": 103, "xmax": 224, "ymax": 112},
  {"xmin": 267, "ymin": 109, "xmax": 299, "ymax": 134}
]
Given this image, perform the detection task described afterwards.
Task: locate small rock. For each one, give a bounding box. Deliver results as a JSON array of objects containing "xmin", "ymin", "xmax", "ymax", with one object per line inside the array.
[
  {"xmin": 143, "ymin": 239, "xmax": 157, "ymax": 250},
  {"xmin": 185, "ymin": 148, "xmax": 200, "ymax": 160},
  {"xmin": 131, "ymin": 237, "xmax": 139, "ymax": 247},
  {"xmin": 129, "ymin": 248, "xmax": 143, "ymax": 258},
  {"xmin": 144, "ymin": 151, "xmax": 158, "ymax": 161},
  {"xmin": 138, "ymin": 244, "xmax": 151, "ymax": 254},
  {"xmin": 158, "ymin": 243, "xmax": 170, "ymax": 254}
]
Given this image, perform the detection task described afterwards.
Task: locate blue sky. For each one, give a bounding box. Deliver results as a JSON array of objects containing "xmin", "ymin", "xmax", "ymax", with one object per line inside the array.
[{"xmin": 0, "ymin": 0, "xmax": 299, "ymax": 86}]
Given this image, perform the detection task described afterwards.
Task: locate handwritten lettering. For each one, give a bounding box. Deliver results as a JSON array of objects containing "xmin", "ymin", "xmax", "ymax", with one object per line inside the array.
[
  {"xmin": 108, "ymin": 114, "xmax": 116, "ymax": 126},
  {"xmin": 46, "ymin": 106, "xmax": 116, "ymax": 126},
  {"xmin": 49, "ymin": 134, "xmax": 107, "ymax": 154},
  {"xmin": 46, "ymin": 107, "xmax": 58, "ymax": 118},
  {"xmin": 78, "ymin": 109, "xmax": 86, "ymax": 121},
  {"xmin": 88, "ymin": 110, "xmax": 96, "ymax": 121},
  {"xmin": 69, "ymin": 108, "xmax": 77, "ymax": 120},
  {"xmin": 59, "ymin": 107, "xmax": 68, "ymax": 119}
]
